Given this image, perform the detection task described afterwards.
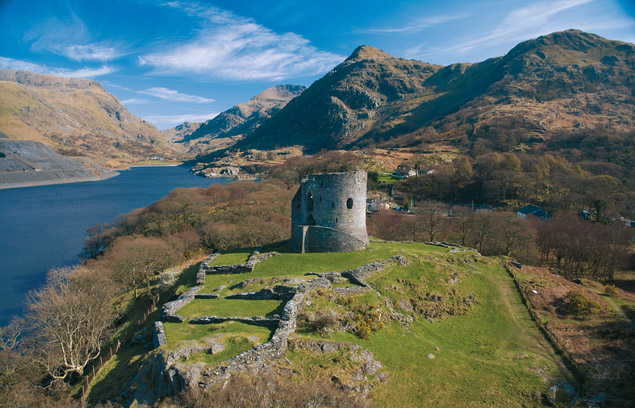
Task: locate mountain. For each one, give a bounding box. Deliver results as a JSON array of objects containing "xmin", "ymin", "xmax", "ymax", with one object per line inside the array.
[
  {"xmin": 0, "ymin": 139, "xmax": 115, "ymax": 188},
  {"xmin": 230, "ymin": 30, "xmax": 634, "ymax": 158},
  {"xmin": 166, "ymin": 84, "xmax": 305, "ymax": 154},
  {"xmin": 0, "ymin": 70, "xmax": 172, "ymax": 167}
]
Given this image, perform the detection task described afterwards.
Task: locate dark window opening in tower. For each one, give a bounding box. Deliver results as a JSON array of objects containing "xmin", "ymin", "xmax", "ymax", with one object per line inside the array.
[
  {"xmin": 347, "ymin": 198, "xmax": 353, "ymax": 209},
  {"xmin": 319, "ymin": 196, "xmax": 322, "ymax": 203},
  {"xmin": 332, "ymin": 202, "xmax": 335, "ymax": 208},
  {"xmin": 336, "ymin": 217, "xmax": 338, "ymax": 223},
  {"xmin": 307, "ymin": 214, "xmax": 316, "ymax": 225},
  {"xmin": 308, "ymin": 193, "xmax": 314, "ymax": 211}
]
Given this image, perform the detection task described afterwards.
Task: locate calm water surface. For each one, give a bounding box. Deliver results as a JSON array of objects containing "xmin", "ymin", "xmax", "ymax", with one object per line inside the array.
[{"xmin": 0, "ymin": 166, "xmax": 230, "ymax": 325}]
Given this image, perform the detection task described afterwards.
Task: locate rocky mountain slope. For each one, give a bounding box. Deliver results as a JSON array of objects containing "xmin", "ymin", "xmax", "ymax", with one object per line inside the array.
[
  {"xmin": 230, "ymin": 30, "xmax": 633, "ymax": 158},
  {"xmin": 0, "ymin": 139, "xmax": 115, "ymax": 188},
  {"xmin": 0, "ymin": 70, "xmax": 172, "ymax": 167},
  {"xmin": 166, "ymin": 84, "xmax": 305, "ymax": 154}
]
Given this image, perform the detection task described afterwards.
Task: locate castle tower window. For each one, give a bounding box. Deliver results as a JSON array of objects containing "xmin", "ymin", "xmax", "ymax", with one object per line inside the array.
[
  {"xmin": 346, "ymin": 198, "xmax": 353, "ymax": 209},
  {"xmin": 332, "ymin": 202, "xmax": 335, "ymax": 208},
  {"xmin": 307, "ymin": 193, "xmax": 314, "ymax": 211}
]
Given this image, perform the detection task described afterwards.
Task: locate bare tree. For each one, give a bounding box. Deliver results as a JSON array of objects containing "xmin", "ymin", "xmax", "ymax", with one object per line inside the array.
[
  {"xmin": 419, "ymin": 203, "xmax": 445, "ymax": 242},
  {"xmin": 104, "ymin": 236, "xmax": 175, "ymax": 299},
  {"xmin": 25, "ymin": 266, "xmax": 114, "ymax": 381}
]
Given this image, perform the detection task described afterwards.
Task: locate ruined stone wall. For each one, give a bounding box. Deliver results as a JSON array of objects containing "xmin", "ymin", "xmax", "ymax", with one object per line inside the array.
[{"xmin": 289, "ymin": 170, "xmax": 369, "ymax": 252}]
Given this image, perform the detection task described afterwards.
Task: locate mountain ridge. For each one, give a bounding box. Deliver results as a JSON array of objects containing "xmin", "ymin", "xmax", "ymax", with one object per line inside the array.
[
  {"xmin": 166, "ymin": 84, "xmax": 306, "ymax": 154},
  {"xmin": 221, "ymin": 30, "xmax": 633, "ymax": 157},
  {"xmin": 0, "ymin": 69, "xmax": 173, "ymax": 167}
]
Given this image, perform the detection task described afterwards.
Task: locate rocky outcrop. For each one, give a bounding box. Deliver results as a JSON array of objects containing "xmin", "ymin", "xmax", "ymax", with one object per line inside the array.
[{"xmin": 0, "ymin": 140, "xmax": 115, "ymax": 188}]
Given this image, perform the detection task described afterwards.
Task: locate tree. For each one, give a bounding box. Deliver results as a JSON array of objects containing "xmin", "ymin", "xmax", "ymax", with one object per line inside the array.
[
  {"xmin": 419, "ymin": 203, "xmax": 445, "ymax": 242},
  {"xmin": 25, "ymin": 267, "xmax": 114, "ymax": 382},
  {"xmin": 104, "ymin": 235, "xmax": 176, "ymax": 299},
  {"xmin": 448, "ymin": 206, "xmax": 474, "ymax": 246}
]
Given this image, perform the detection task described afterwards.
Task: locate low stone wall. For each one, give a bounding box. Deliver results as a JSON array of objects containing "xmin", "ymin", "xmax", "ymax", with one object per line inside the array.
[
  {"xmin": 153, "ymin": 321, "xmax": 167, "ymax": 348},
  {"xmin": 152, "ymin": 256, "xmax": 406, "ymax": 398},
  {"xmin": 161, "ymin": 286, "xmax": 203, "ymax": 323},
  {"xmin": 342, "ymin": 255, "xmax": 408, "ymax": 287},
  {"xmin": 196, "ymin": 254, "xmax": 219, "ymax": 285},
  {"xmin": 205, "ymin": 248, "xmax": 278, "ymax": 275},
  {"xmin": 189, "ymin": 315, "xmax": 279, "ymax": 328}
]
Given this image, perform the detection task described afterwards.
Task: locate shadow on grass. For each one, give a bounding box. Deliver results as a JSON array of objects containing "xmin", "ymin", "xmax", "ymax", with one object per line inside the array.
[{"xmin": 87, "ymin": 262, "xmax": 202, "ymax": 404}]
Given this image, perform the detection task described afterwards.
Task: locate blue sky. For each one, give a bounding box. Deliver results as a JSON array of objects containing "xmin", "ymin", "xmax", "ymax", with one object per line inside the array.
[{"xmin": 1, "ymin": 0, "xmax": 634, "ymax": 129}]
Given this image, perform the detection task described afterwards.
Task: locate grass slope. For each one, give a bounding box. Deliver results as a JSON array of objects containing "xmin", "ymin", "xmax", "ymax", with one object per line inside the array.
[{"xmin": 89, "ymin": 242, "xmax": 572, "ymax": 407}]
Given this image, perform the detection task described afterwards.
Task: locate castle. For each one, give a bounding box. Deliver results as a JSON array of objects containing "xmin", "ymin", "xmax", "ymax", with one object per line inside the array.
[{"xmin": 289, "ymin": 170, "xmax": 369, "ymax": 253}]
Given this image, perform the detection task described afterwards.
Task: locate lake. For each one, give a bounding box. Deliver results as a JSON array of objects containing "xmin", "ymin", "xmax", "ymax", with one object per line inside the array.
[{"xmin": 0, "ymin": 166, "xmax": 231, "ymax": 326}]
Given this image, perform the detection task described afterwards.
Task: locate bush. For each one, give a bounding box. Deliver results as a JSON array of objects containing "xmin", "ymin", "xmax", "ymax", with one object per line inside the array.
[
  {"xmin": 298, "ymin": 309, "xmax": 341, "ymax": 335},
  {"xmin": 604, "ymin": 284, "xmax": 618, "ymax": 297},
  {"xmin": 564, "ymin": 290, "xmax": 601, "ymax": 317}
]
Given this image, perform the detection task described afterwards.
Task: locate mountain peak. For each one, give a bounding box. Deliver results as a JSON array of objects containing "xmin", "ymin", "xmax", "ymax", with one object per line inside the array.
[
  {"xmin": 346, "ymin": 45, "xmax": 393, "ymax": 62},
  {"xmin": 252, "ymin": 84, "xmax": 306, "ymax": 102},
  {"xmin": 505, "ymin": 29, "xmax": 630, "ymax": 60}
]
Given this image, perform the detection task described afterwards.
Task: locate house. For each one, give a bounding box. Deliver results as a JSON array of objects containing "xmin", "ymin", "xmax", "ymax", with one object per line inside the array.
[
  {"xmin": 366, "ymin": 198, "xmax": 390, "ymax": 212},
  {"xmin": 394, "ymin": 165, "xmax": 417, "ymax": 179},
  {"xmin": 475, "ymin": 204, "xmax": 493, "ymax": 213},
  {"xmin": 517, "ymin": 204, "xmax": 551, "ymax": 220}
]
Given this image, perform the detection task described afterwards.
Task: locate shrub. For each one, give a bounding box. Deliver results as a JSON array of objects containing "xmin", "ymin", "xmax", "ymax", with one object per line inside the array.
[
  {"xmin": 604, "ymin": 284, "xmax": 618, "ymax": 297},
  {"xmin": 298, "ymin": 309, "xmax": 341, "ymax": 335},
  {"xmin": 564, "ymin": 290, "xmax": 601, "ymax": 317}
]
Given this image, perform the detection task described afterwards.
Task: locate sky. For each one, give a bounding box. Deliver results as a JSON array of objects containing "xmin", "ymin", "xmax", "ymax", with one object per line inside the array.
[{"xmin": 1, "ymin": 0, "xmax": 634, "ymax": 129}]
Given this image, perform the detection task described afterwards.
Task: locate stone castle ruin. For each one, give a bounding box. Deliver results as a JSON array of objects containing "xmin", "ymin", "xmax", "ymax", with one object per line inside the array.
[{"xmin": 289, "ymin": 170, "xmax": 369, "ymax": 253}]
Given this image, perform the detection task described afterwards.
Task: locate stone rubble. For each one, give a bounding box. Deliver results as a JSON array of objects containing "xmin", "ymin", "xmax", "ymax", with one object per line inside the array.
[{"xmin": 151, "ymin": 255, "xmax": 407, "ymax": 399}]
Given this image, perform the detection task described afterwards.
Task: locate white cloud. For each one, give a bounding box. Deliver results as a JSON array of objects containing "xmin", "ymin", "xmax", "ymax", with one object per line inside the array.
[
  {"xmin": 0, "ymin": 56, "xmax": 116, "ymax": 78},
  {"xmin": 139, "ymin": 87, "xmax": 214, "ymax": 103},
  {"xmin": 120, "ymin": 98, "xmax": 150, "ymax": 105},
  {"xmin": 139, "ymin": 1, "xmax": 343, "ymax": 80},
  {"xmin": 407, "ymin": 0, "xmax": 594, "ymax": 59},
  {"xmin": 142, "ymin": 112, "xmax": 219, "ymax": 128},
  {"xmin": 63, "ymin": 44, "xmax": 120, "ymax": 62},
  {"xmin": 58, "ymin": 66, "xmax": 116, "ymax": 78},
  {"xmin": 362, "ymin": 14, "xmax": 470, "ymax": 34},
  {"xmin": 26, "ymin": 15, "xmax": 123, "ymax": 62}
]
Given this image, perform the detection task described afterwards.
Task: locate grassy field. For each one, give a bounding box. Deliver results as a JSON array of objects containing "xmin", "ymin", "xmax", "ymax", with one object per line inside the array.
[
  {"xmin": 178, "ymin": 298, "xmax": 285, "ymax": 319},
  {"xmin": 208, "ymin": 247, "xmax": 255, "ymax": 266},
  {"xmin": 89, "ymin": 241, "xmax": 574, "ymax": 407},
  {"xmin": 163, "ymin": 320, "xmax": 273, "ymax": 350},
  {"xmin": 323, "ymin": 259, "xmax": 568, "ymax": 407}
]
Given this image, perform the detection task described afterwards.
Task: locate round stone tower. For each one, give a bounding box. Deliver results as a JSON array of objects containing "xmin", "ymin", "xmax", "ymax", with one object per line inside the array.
[{"xmin": 289, "ymin": 170, "xmax": 369, "ymax": 253}]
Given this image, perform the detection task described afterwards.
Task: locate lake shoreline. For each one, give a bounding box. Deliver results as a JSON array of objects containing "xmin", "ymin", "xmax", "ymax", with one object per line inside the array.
[
  {"xmin": 0, "ymin": 166, "xmax": 231, "ymax": 326},
  {"xmin": 0, "ymin": 162, "xmax": 187, "ymax": 190},
  {"xmin": 0, "ymin": 170, "xmax": 120, "ymax": 190}
]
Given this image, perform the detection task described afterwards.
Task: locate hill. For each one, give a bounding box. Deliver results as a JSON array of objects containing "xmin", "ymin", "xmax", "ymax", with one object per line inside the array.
[
  {"xmin": 89, "ymin": 242, "xmax": 582, "ymax": 407},
  {"xmin": 0, "ymin": 139, "xmax": 116, "ymax": 188},
  {"xmin": 166, "ymin": 84, "xmax": 305, "ymax": 155},
  {"xmin": 0, "ymin": 70, "xmax": 173, "ymax": 168},
  {"xmin": 227, "ymin": 30, "xmax": 633, "ymax": 164}
]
